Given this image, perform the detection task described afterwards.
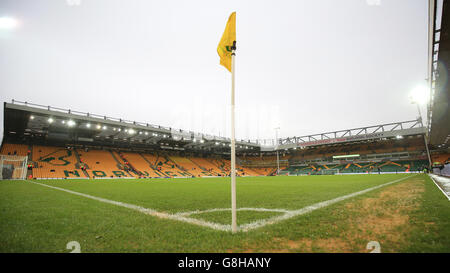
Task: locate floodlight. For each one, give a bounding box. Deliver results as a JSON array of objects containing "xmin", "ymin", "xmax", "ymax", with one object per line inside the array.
[
  {"xmin": 96, "ymin": 124, "xmax": 101, "ymax": 129},
  {"xmin": 102, "ymin": 126, "xmax": 107, "ymax": 130},
  {"xmin": 410, "ymin": 85, "xmax": 429, "ymax": 105},
  {"xmin": 48, "ymin": 118, "xmax": 54, "ymax": 123},
  {"xmin": 67, "ymin": 120, "xmax": 76, "ymax": 127},
  {"xmin": 333, "ymin": 154, "xmax": 360, "ymax": 159},
  {"xmin": 30, "ymin": 115, "xmax": 34, "ymax": 120},
  {"xmin": 0, "ymin": 17, "xmax": 18, "ymax": 29},
  {"xmin": 86, "ymin": 123, "xmax": 91, "ymax": 128}
]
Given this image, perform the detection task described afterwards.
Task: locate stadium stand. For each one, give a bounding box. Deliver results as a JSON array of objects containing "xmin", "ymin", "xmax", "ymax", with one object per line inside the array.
[
  {"xmin": 77, "ymin": 148, "xmax": 131, "ymax": 178},
  {"xmin": 169, "ymin": 156, "xmax": 213, "ymax": 177},
  {"xmin": 216, "ymin": 158, "xmax": 261, "ymax": 176},
  {"xmin": 432, "ymin": 153, "xmax": 450, "ymax": 165},
  {"xmin": 189, "ymin": 157, "xmax": 227, "ymax": 176},
  {"xmin": 2, "ymin": 101, "xmax": 442, "ymax": 180},
  {"xmin": 0, "ymin": 143, "xmax": 29, "ymax": 156},
  {"xmin": 32, "ymin": 145, "xmax": 87, "ymax": 178},
  {"xmin": 0, "ymin": 140, "xmax": 433, "ymax": 179},
  {"xmin": 119, "ymin": 151, "xmax": 165, "ymax": 178},
  {"xmin": 141, "ymin": 153, "xmax": 192, "ymax": 177},
  {"xmin": 284, "ymin": 159, "xmax": 429, "ymax": 175}
]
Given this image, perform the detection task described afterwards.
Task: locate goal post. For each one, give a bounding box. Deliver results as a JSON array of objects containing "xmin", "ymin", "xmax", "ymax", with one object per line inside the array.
[
  {"xmin": 0, "ymin": 155, "xmax": 28, "ymax": 180},
  {"xmin": 320, "ymin": 168, "xmax": 339, "ymax": 175}
]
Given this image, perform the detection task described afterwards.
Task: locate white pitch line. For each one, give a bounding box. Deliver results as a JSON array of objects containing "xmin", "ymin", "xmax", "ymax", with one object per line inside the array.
[
  {"xmin": 28, "ymin": 174, "xmax": 417, "ymax": 232},
  {"xmin": 239, "ymin": 174, "xmax": 417, "ymax": 232}
]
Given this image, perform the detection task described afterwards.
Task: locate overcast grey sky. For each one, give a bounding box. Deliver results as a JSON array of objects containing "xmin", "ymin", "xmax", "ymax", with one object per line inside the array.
[{"xmin": 0, "ymin": 0, "xmax": 429, "ymax": 142}]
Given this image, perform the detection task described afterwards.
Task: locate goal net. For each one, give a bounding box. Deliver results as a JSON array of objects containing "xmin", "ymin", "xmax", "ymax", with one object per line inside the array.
[
  {"xmin": 320, "ymin": 169, "xmax": 339, "ymax": 175},
  {"xmin": 0, "ymin": 155, "xmax": 28, "ymax": 180}
]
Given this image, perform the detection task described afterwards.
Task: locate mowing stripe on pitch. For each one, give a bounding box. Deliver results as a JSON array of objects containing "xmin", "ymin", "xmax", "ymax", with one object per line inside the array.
[
  {"xmin": 28, "ymin": 181, "xmax": 231, "ymax": 231},
  {"xmin": 28, "ymin": 174, "xmax": 416, "ymax": 232}
]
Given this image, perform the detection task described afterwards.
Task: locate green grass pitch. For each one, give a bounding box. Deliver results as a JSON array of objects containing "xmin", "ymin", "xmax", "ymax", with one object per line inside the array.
[{"xmin": 0, "ymin": 174, "xmax": 449, "ymax": 252}]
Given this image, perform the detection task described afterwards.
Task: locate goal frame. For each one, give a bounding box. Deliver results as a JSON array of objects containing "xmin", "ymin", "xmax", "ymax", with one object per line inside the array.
[
  {"xmin": 0, "ymin": 155, "xmax": 28, "ymax": 180},
  {"xmin": 320, "ymin": 168, "xmax": 340, "ymax": 175}
]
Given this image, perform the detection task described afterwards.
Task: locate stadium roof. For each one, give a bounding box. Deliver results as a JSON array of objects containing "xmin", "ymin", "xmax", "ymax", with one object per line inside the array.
[
  {"xmin": 429, "ymin": 0, "xmax": 450, "ymax": 146},
  {"xmin": 2, "ymin": 100, "xmax": 259, "ymax": 154},
  {"xmin": 2, "ymin": 100, "xmax": 429, "ymax": 153}
]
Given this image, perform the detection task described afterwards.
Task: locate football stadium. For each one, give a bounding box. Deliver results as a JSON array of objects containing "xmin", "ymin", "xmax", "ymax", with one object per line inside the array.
[{"xmin": 1, "ymin": 0, "xmax": 449, "ymax": 256}]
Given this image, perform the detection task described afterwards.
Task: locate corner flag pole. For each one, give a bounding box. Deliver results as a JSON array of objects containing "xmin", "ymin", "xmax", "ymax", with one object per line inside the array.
[{"xmin": 230, "ymin": 41, "xmax": 237, "ymax": 233}]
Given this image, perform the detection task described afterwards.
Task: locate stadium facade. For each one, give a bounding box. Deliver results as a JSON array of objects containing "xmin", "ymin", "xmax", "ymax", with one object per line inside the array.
[{"xmin": 1, "ymin": 100, "xmax": 448, "ymax": 180}]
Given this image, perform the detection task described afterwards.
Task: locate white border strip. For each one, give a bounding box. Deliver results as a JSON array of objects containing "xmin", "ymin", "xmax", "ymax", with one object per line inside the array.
[
  {"xmin": 428, "ymin": 174, "xmax": 450, "ymax": 201},
  {"xmin": 27, "ymin": 174, "xmax": 416, "ymax": 232}
]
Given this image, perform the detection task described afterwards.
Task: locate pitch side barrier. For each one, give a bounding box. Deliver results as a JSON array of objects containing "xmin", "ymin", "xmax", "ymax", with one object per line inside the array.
[
  {"xmin": 286, "ymin": 171, "xmax": 423, "ymax": 176},
  {"xmin": 35, "ymin": 177, "xmax": 90, "ymax": 180},
  {"xmin": 29, "ymin": 175, "xmax": 288, "ymax": 180},
  {"xmin": 336, "ymin": 171, "xmax": 422, "ymax": 175}
]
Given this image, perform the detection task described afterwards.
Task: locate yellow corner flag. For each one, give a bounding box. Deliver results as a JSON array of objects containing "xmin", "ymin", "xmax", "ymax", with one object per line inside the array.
[{"xmin": 217, "ymin": 12, "xmax": 236, "ymax": 72}]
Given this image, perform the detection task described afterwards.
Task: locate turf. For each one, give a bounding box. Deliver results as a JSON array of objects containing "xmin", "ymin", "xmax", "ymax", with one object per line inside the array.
[
  {"xmin": 0, "ymin": 174, "xmax": 449, "ymax": 252},
  {"xmin": 190, "ymin": 210, "xmax": 284, "ymax": 225}
]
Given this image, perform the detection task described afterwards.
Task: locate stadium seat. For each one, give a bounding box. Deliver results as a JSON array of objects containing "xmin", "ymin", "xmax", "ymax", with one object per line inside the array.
[{"xmin": 32, "ymin": 146, "xmax": 87, "ymax": 179}]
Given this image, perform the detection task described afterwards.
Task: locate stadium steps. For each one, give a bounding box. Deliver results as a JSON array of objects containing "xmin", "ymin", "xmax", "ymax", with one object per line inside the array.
[
  {"xmin": 74, "ymin": 149, "xmax": 90, "ymax": 178},
  {"xmin": 189, "ymin": 157, "xmax": 225, "ymax": 176},
  {"xmin": 169, "ymin": 156, "xmax": 215, "ymax": 177},
  {"xmin": 218, "ymin": 158, "xmax": 260, "ymax": 176},
  {"xmin": 146, "ymin": 153, "xmax": 186, "ymax": 177},
  {"xmin": 109, "ymin": 150, "xmax": 134, "ymax": 177},
  {"xmin": 116, "ymin": 151, "xmax": 141, "ymax": 177},
  {"xmin": 121, "ymin": 152, "xmax": 162, "ymax": 177},
  {"xmin": 140, "ymin": 153, "xmax": 169, "ymax": 177},
  {"xmin": 162, "ymin": 155, "xmax": 193, "ymax": 176},
  {"xmin": 109, "ymin": 150, "xmax": 121, "ymax": 166},
  {"xmin": 26, "ymin": 144, "xmax": 33, "ymax": 178},
  {"xmin": 189, "ymin": 158, "xmax": 215, "ymax": 175},
  {"xmin": 250, "ymin": 168, "xmax": 265, "ymax": 175}
]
